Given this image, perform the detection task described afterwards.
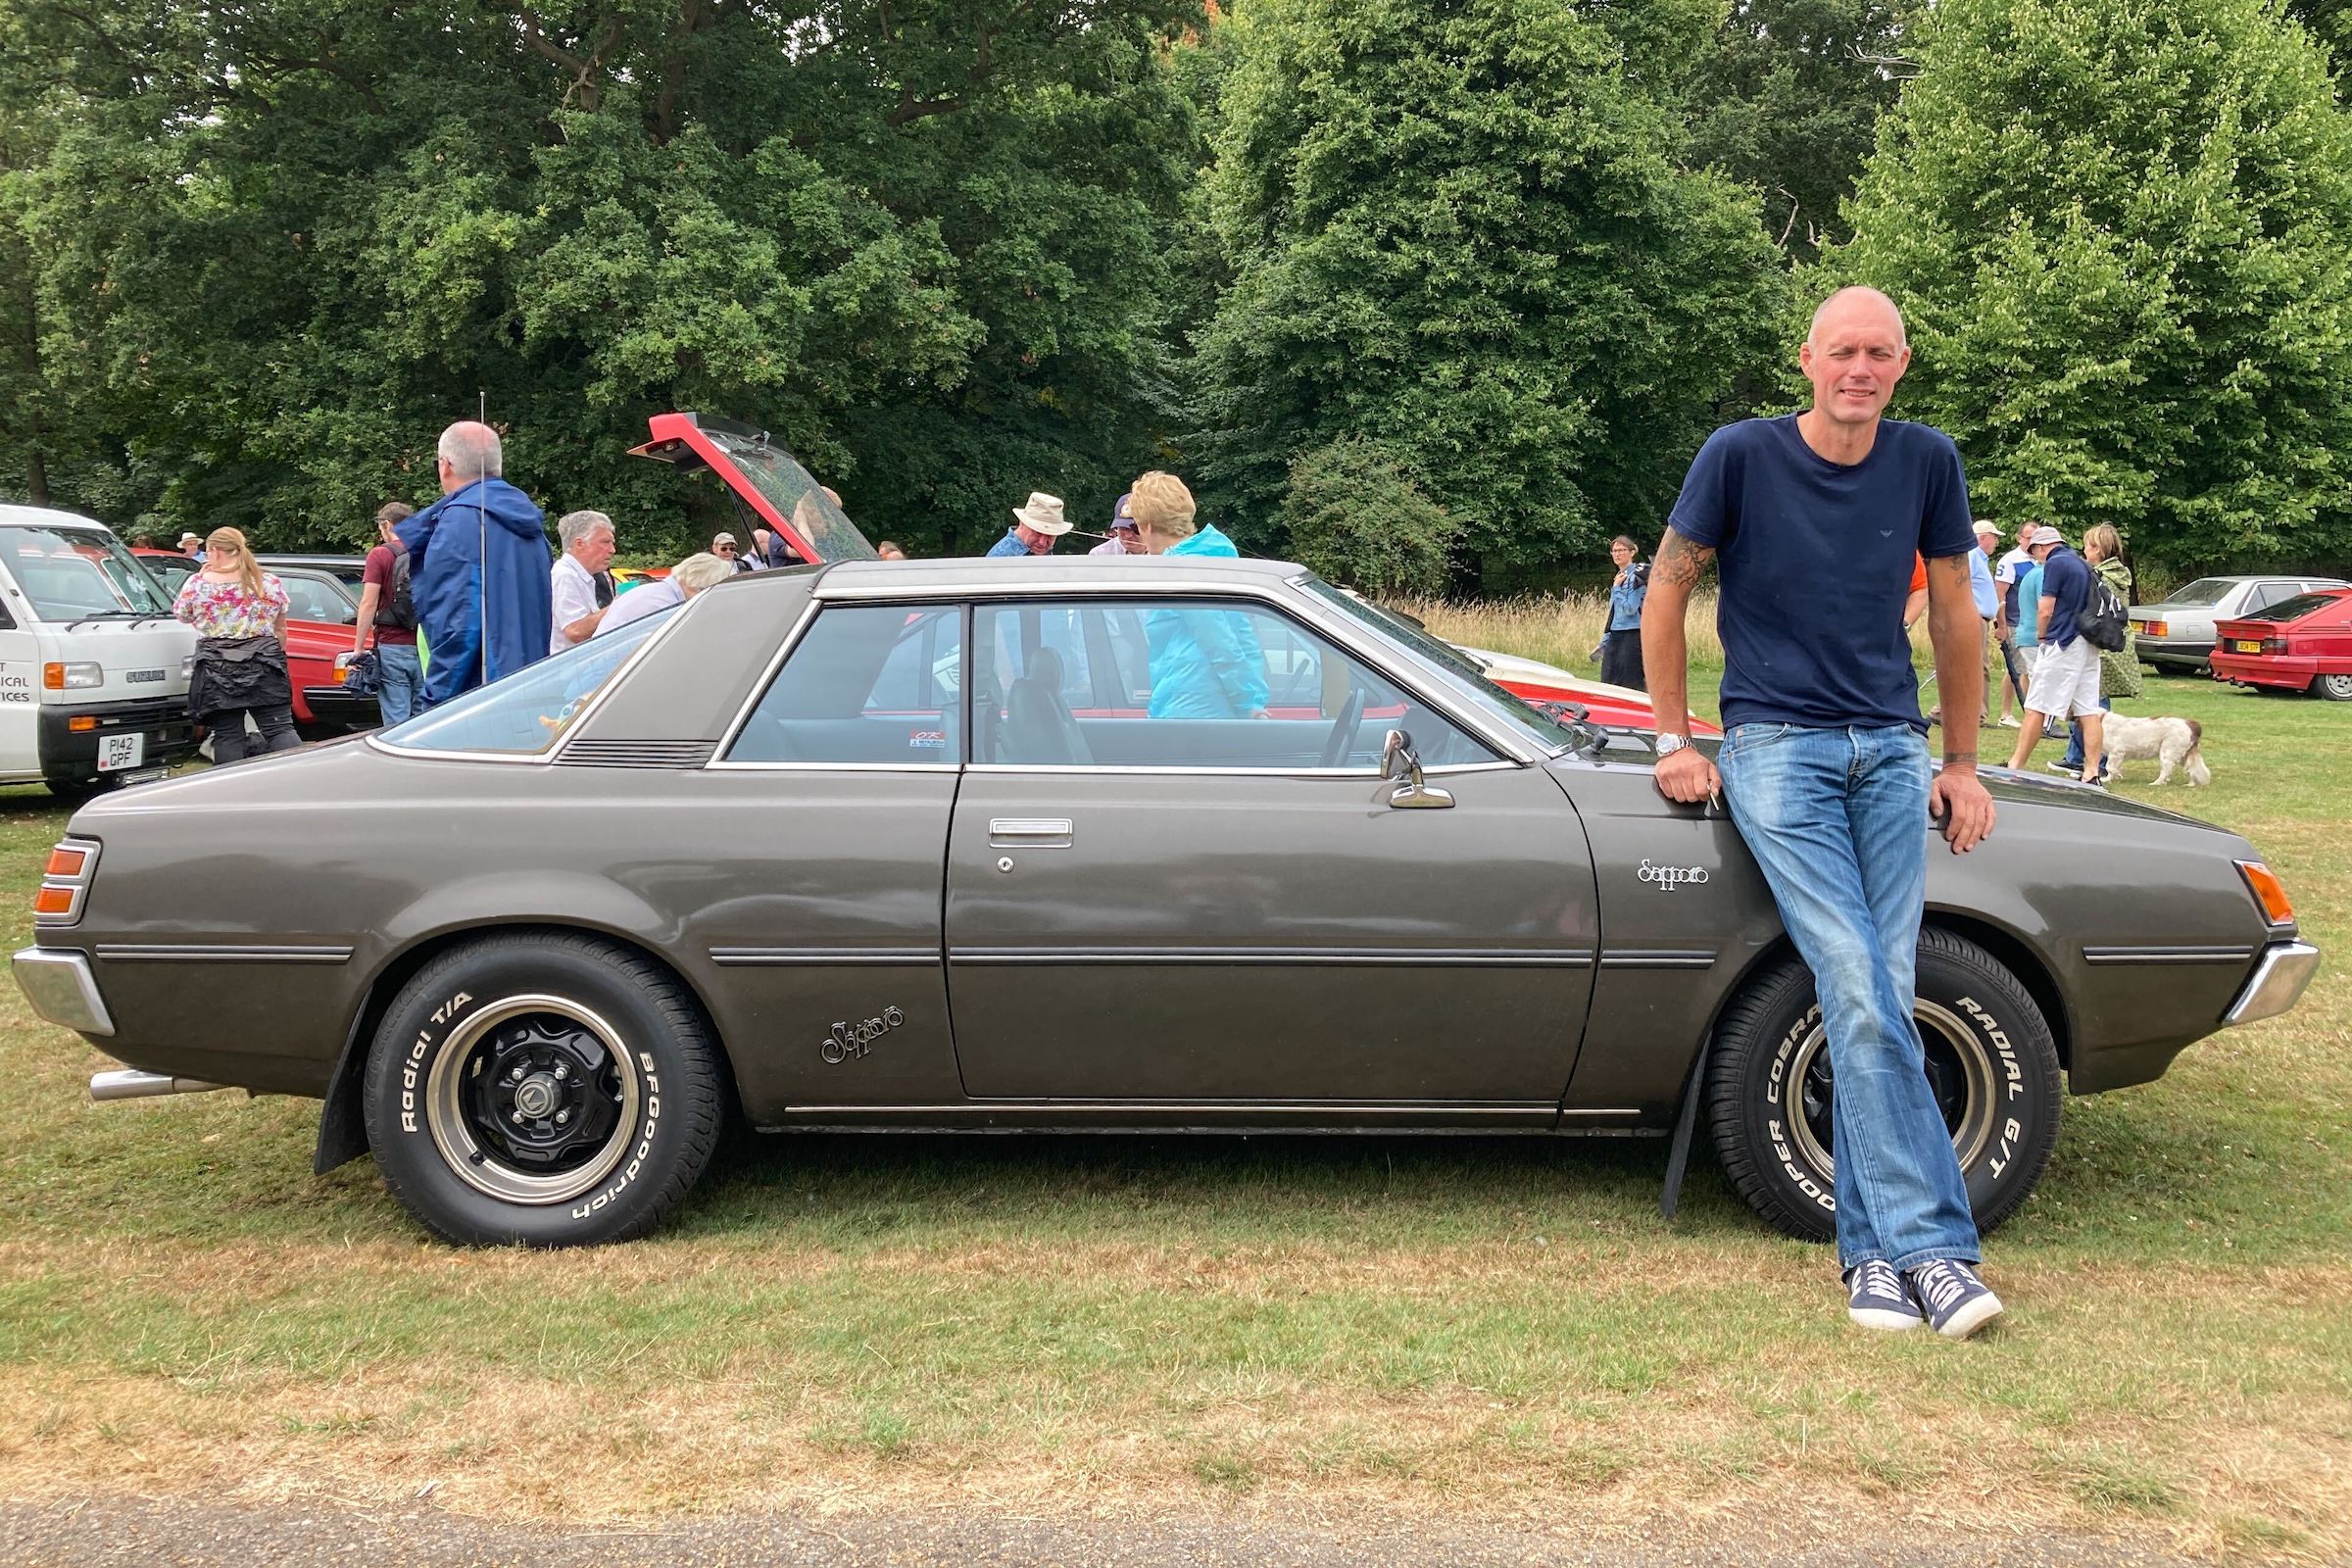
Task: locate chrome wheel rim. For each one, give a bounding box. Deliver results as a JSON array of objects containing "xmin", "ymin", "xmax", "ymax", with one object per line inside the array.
[
  {"xmin": 425, "ymin": 994, "xmax": 641, "ymax": 1204},
  {"xmin": 1786, "ymin": 1000, "xmax": 1997, "ymax": 1179}
]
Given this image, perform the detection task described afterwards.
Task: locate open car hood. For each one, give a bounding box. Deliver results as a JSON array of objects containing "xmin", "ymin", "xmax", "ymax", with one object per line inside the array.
[{"xmin": 628, "ymin": 413, "xmax": 880, "ymax": 564}]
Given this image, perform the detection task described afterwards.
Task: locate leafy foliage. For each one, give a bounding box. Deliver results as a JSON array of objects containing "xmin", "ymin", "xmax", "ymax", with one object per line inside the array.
[
  {"xmin": 1682, "ymin": 0, "xmax": 1909, "ymax": 261},
  {"xmin": 1190, "ymin": 0, "xmax": 1790, "ymax": 592},
  {"xmin": 1278, "ymin": 436, "xmax": 1457, "ymax": 598},
  {"xmin": 1, "ymin": 0, "xmax": 1203, "ymax": 555},
  {"xmin": 1822, "ymin": 0, "xmax": 2352, "ymax": 569}
]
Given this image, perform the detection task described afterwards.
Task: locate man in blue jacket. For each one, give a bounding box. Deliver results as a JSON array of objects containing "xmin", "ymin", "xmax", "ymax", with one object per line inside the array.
[{"xmin": 396, "ymin": 421, "xmax": 556, "ymax": 710}]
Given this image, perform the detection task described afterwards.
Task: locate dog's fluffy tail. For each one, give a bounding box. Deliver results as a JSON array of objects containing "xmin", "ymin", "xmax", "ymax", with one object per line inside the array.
[{"xmin": 2185, "ymin": 718, "xmax": 2212, "ymax": 786}]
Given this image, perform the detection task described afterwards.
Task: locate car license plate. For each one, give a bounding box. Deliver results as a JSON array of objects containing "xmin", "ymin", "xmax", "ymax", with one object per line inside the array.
[
  {"xmin": 2235, "ymin": 639, "xmax": 2263, "ymax": 654},
  {"xmin": 96, "ymin": 733, "xmax": 145, "ymax": 772}
]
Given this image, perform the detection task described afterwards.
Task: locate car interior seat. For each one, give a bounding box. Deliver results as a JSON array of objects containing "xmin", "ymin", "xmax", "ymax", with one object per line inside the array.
[{"xmin": 1002, "ymin": 645, "xmax": 1092, "ymax": 764}]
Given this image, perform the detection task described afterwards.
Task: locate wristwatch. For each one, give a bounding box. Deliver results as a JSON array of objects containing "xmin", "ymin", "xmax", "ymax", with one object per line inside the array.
[{"xmin": 1656, "ymin": 733, "xmax": 1690, "ymax": 759}]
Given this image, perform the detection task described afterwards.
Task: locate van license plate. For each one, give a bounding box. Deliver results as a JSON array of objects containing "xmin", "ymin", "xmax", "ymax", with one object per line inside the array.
[{"xmin": 97, "ymin": 734, "xmax": 145, "ymax": 771}]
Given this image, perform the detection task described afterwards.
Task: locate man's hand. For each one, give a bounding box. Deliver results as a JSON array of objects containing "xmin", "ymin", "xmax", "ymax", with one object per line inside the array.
[
  {"xmin": 1654, "ymin": 744, "xmax": 1722, "ymax": 805},
  {"xmin": 1930, "ymin": 763, "xmax": 1995, "ymax": 853}
]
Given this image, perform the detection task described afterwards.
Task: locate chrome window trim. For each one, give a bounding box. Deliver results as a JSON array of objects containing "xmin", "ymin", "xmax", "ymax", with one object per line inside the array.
[
  {"xmin": 368, "ymin": 603, "xmax": 693, "ymax": 766},
  {"xmin": 957, "ymin": 585, "xmax": 1535, "ymax": 765},
  {"xmin": 959, "ymin": 760, "xmax": 1517, "ymax": 779},
  {"xmin": 705, "ymin": 760, "xmax": 962, "ymax": 774}
]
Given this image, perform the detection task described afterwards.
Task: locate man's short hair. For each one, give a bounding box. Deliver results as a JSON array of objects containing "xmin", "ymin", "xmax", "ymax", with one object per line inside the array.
[
  {"xmin": 376, "ymin": 502, "xmax": 415, "ymax": 530},
  {"xmin": 437, "ymin": 420, "xmax": 503, "ymax": 478},
  {"xmin": 670, "ymin": 552, "xmax": 735, "ymax": 594},
  {"xmin": 558, "ymin": 510, "xmax": 613, "ymax": 551},
  {"xmin": 1128, "ymin": 470, "xmax": 1198, "ymax": 539}
]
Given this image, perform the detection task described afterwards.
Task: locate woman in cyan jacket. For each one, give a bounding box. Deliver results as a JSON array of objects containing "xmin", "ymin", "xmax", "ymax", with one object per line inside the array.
[{"xmin": 1130, "ymin": 470, "xmax": 1271, "ymax": 719}]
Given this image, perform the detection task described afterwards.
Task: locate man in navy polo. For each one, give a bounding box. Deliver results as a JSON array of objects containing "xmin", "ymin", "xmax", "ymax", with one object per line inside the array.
[
  {"xmin": 2005, "ymin": 525, "xmax": 2103, "ymax": 780},
  {"xmin": 1643, "ymin": 287, "xmax": 2004, "ymax": 1340}
]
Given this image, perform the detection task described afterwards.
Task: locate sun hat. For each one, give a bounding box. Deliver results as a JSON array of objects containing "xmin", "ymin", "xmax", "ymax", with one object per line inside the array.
[
  {"xmin": 2027, "ymin": 524, "xmax": 2065, "ymax": 548},
  {"xmin": 1012, "ymin": 492, "xmax": 1071, "ymax": 536},
  {"xmin": 178, "ymin": 531, "xmax": 203, "ymax": 549},
  {"xmin": 1973, "ymin": 520, "xmax": 1999, "ymax": 538},
  {"xmin": 712, "ymin": 531, "xmax": 738, "ymax": 547}
]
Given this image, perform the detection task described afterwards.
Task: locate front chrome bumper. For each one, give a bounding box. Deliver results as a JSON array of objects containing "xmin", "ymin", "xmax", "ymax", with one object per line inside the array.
[
  {"xmin": 12, "ymin": 946, "xmax": 113, "ymax": 1037},
  {"xmin": 2224, "ymin": 940, "xmax": 2322, "ymax": 1027}
]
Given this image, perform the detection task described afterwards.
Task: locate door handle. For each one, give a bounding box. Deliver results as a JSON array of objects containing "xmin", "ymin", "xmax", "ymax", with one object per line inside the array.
[{"xmin": 989, "ymin": 817, "xmax": 1073, "ymax": 848}]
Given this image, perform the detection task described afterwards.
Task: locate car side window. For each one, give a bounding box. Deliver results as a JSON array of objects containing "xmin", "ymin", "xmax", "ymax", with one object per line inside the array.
[
  {"xmin": 974, "ymin": 599, "xmax": 1492, "ymax": 771},
  {"xmin": 728, "ymin": 605, "xmax": 962, "ymax": 765},
  {"xmin": 282, "ymin": 575, "xmax": 355, "ymax": 624},
  {"xmin": 2247, "ymin": 582, "xmax": 2288, "ymax": 611},
  {"xmin": 383, "ymin": 610, "xmax": 665, "ymax": 756}
]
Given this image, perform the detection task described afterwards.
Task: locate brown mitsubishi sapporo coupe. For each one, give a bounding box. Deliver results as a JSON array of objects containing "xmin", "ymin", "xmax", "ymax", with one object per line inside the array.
[{"xmin": 12, "ymin": 419, "xmax": 2323, "ymax": 1247}]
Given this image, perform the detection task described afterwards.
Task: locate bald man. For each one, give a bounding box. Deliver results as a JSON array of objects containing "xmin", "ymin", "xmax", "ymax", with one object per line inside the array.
[
  {"xmin": 394, "ymin": 420, "xmax": 556, "ymax": 709},
  {"xmin": 1645, "ymin": 286, "xmax": 2003, "ymax": 1340}
]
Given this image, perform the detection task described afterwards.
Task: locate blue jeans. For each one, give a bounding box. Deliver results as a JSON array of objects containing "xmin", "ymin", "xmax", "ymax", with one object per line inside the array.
[
  {"xmin": 1717, "ymin": 722, "xmax": 1982, "ymax": 1272},
  {"xmin": 374, "ymin": 642, "xmax": 423, "ymax": 727},
  {"xmin": 2060, "ymin": 696, "xmax": 2111, "ymax": 774}
]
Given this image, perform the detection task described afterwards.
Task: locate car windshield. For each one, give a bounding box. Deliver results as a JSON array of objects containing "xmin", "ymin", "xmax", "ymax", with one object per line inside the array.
[
  {"xmin": 2238, "ymin": 590, "xmax": 2349, "ymax": 624},
  {"xmin": 1303, "ymin": 578, "xmax": 1579, "ymax": 754},
  {"xmin": 700, "ymin": 430, "xmax": 879, "ymax": 564},
  {"xmin": 0, "ymin": 526, "xmax": 176, "ymax": 619},
  {"xmin": 2164, "ymin": 578, "xmax": 2239, "ymax": 607},
  {"xmin": 378, "ymin": 611, "xmax": 668, "ymax": 757}
]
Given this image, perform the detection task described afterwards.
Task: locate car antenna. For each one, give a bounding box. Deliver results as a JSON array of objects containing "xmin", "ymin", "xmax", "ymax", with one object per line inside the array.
[{"xmin": 475, "ymin": 390, "xmax": 489, "ymax": 690}]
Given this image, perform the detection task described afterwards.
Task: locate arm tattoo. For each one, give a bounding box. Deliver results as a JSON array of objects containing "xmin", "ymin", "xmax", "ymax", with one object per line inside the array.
[{"xmin": 1651, "ymin": 529, "xmax": 1714, "ymax": 591}]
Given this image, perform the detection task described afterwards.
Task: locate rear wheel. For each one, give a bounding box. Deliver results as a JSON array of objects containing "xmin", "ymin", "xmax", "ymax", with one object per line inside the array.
[
  {"xmin": 362, "ymin": 932, "xmax": 724, "ymax": 1247},
  {"xmin": 2313, "ymin": 673, "xmax": 2352, "ymax": 702},
  {"xmin": 1706, "ymin": 928, "xmax": 2062, "ymax": 1245}
]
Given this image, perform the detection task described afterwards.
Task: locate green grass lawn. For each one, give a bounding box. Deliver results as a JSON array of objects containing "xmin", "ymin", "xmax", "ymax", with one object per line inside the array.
[{"xmin": 0, "ymin": 662, "xmax": 2345, "ymax": 1556}]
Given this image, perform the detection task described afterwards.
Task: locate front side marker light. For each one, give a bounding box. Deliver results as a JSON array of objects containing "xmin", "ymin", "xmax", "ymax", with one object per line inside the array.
[{"xmin": 2237, "ymin": 860, "xmax": 2295, "ymax": 926}]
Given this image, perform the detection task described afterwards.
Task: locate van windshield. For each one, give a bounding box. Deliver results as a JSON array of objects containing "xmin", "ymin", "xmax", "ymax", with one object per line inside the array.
[{"xmin": 0, "ymin": 527, "xmax": 176, "ymax": 619}]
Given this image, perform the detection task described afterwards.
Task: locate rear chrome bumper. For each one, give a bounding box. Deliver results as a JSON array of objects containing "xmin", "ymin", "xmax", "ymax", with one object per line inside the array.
[
  {"xmin": 12, "ymin": 946, "xmax": 113, "ymax": 1036},
  {"xmin": 2225, "ymin": 940, "xmax": 2322, "ymax": 1027}
]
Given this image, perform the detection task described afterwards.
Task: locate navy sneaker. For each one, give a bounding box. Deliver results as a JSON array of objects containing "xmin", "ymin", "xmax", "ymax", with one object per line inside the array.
[
  {"xmin": 1907, "ymin": 1259, "xmax": 2004, "ymax": 1339},
  {"xmin": 1844, "ymin": 1259, "xmax": 1924, "ymax": 1332}
]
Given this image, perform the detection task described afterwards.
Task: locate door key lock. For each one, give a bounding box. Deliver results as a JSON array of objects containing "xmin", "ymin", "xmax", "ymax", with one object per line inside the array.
[{"xmin": 997, "ymin": 857, "xmax": 1015, "ymax": 873}]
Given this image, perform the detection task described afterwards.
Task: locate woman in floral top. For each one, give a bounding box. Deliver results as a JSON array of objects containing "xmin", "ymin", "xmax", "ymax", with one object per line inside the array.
[{"xmin": 172, "ymin": 526, "xmax": 301, "ymax": 763}]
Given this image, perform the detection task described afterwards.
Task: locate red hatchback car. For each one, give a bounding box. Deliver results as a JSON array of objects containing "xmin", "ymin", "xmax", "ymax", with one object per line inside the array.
[{"xmin": 2209, "ymin": 587, "xmax": 2352, "ymax": 702}]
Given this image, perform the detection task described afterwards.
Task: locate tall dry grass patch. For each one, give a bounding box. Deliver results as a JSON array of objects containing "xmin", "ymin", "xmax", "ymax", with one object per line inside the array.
[{"xmin": 1397, "ymin": 592, "xmax": 1726, "ymax": 672}]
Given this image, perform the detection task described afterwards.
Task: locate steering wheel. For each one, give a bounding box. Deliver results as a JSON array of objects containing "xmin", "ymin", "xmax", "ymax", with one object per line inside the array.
[{"xmin": 1317, "ymin": 686, "xmax": 1367, "ymax": 769}]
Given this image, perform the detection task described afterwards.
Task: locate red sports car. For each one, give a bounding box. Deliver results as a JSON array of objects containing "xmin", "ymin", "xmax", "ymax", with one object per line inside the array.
[{"xmin": 2209, "ymin": 587, "xmax": 2352, "ymax": 701}]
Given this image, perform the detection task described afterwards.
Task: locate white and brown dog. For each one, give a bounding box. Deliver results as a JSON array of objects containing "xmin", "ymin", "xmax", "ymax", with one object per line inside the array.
[{"xmin": 2097, "ymin": 714, "xmax": 2212, "ymax": 787}]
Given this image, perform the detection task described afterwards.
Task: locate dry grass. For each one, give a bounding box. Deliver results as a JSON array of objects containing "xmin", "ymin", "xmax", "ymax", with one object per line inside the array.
[{"xmin": 1400, "ymin": 591, "xmax": 1726, "ymax": 681}]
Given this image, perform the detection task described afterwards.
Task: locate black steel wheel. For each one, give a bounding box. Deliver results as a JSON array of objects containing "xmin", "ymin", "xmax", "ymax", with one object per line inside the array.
[
  {"xmin": 362, "ymin": 932, "xmax": 723, "ymax": 1247},
  {"xmin": 1705, "ymin": 927, "xmax": 2063, "ymax": 1245}
]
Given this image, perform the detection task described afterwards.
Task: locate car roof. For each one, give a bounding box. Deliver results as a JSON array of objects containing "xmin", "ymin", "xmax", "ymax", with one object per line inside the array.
[
  {"xmin": 801, "ymin": 554, "xmax": 1307, "ymax": 599},
  {"xmin": 0, "ymin": 504, "xmax": 113, "ymax": 532}
]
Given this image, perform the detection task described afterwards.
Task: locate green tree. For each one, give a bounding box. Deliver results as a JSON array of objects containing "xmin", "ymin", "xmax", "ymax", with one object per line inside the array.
[
  {"xmin": 3, "ymin": 0, "xmax": 1204, "ymax": 554},
  {"xmin": 1192, "ymin": 0, "xmax": 1789, "ymax": 591},
  {"xmin": 1280, "ymin": 436, "xmax": 1458, "ymax": 597},
  {"xmin": 1824, "ymin": 0, "xmax": 2352, "ymax": 569},
  {"xmin": 1683, "ymin": 0, "xmax": 1909, "ymax": 260}
]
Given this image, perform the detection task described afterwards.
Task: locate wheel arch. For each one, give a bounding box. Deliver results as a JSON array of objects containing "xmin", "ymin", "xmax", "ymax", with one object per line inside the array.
[{"xmin": 314, "ymin": 920, "xmax": 737, "ymax": 1175}]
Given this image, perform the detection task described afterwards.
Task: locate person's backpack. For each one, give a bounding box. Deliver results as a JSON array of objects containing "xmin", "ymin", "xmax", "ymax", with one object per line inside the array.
[
  {"xmin": 2079, "ymin": 575, "xmax": 2130, "ymax": 652},
  {"xmin": 376, "ymin": 543, "xmax": 416, "ymax": 633}
]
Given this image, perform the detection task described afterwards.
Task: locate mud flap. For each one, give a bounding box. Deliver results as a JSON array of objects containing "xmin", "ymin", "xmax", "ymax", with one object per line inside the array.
[{"xmin": 1659, "ymin": 1034, "xmax": 1711, "ymax": 1220}]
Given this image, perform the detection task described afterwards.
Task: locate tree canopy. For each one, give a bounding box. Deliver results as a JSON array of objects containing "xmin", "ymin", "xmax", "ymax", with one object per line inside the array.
[{"xmin": 1823, "ymin": 0, "xmax": 2352, "ymax": 569}]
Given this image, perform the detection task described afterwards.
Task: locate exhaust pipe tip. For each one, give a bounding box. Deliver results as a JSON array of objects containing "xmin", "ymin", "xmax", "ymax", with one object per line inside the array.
[{"xmin": 89, "ymin": 1069, "xmax": 226, "ymax": 1102}]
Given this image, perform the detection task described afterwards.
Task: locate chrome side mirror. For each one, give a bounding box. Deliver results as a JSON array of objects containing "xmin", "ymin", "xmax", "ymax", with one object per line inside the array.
[{"xmin": 1380, "ymin": 729, "xmax": 1454, "ymax": 809}]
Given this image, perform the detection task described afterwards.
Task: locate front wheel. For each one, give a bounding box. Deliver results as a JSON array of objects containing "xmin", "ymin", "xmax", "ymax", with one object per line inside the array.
[
  {"xmin": 361, "ymin": 932, "xmax": 723, "ymax": 1247},
  {"xmin": 1705, "ymin": 927, "xmax": 2063, "ymax": 1245},
  {"xmin": 2313, "ymin": 672, "xmax": 2352, "ymax": 703}
]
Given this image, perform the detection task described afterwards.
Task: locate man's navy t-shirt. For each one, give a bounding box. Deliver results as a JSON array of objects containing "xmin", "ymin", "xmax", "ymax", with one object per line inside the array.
[
  {"xmin": 2035, "ymin": 545, "xmax": 2090, "ymax": 650},
  {"xmin": 1668, "ymin": 415, "xmax": 1976, "ymax": 733}
]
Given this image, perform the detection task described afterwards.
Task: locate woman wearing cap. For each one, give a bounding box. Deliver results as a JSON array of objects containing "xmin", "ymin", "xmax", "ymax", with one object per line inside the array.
[{"xmin": 173, "ymin": 526, "xmax": 300, "ymax": 765}]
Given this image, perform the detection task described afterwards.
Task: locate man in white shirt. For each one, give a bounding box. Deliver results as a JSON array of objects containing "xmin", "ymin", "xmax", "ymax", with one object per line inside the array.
[{"xmin": 551, "ymin": 510, "xmax": 617, "ymax": 656}]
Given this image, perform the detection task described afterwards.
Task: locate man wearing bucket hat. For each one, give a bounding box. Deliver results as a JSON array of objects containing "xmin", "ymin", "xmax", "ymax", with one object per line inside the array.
[
  {"xmin": 987, "ymin": 492, "xmax": 1071, "ymax": 557},
  {"xmin": 1091, "ymin": 492, "xmax": 1146, "ymax": 556}
]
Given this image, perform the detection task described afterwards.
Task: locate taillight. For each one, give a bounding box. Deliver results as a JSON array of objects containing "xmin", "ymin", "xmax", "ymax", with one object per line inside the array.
[
  {"xmin": 2261, "ymin": 637, "xmax": 2290, "ymax": 656},
  {"xmin": 2146, "ymin": 619, "xmax": 2168, "ymax": 638},
  {"xmin": 2237, "ymin": 861, "xmax": 2295, "ymax": 926},
  {"xmin": 34, "ymin": 837, "xmax": 99, "ymax": 926}
]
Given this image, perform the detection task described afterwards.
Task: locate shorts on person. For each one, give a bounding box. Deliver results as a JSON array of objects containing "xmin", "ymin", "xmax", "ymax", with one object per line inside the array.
[{"xmin": 2027, "ymin": 636, "xmax": 2101, "ymax": 720}]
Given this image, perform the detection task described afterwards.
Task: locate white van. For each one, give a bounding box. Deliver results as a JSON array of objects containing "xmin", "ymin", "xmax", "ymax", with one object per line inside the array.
[{"xmin": 0, "ymin": 505, "xmax": 200, "ymax": 796}]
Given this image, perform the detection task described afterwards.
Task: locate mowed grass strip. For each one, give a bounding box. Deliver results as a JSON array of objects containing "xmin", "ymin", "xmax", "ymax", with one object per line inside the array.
[{"xmin": 0, "ymin": 663, "xmax": 2345, "ymax": 1555}]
